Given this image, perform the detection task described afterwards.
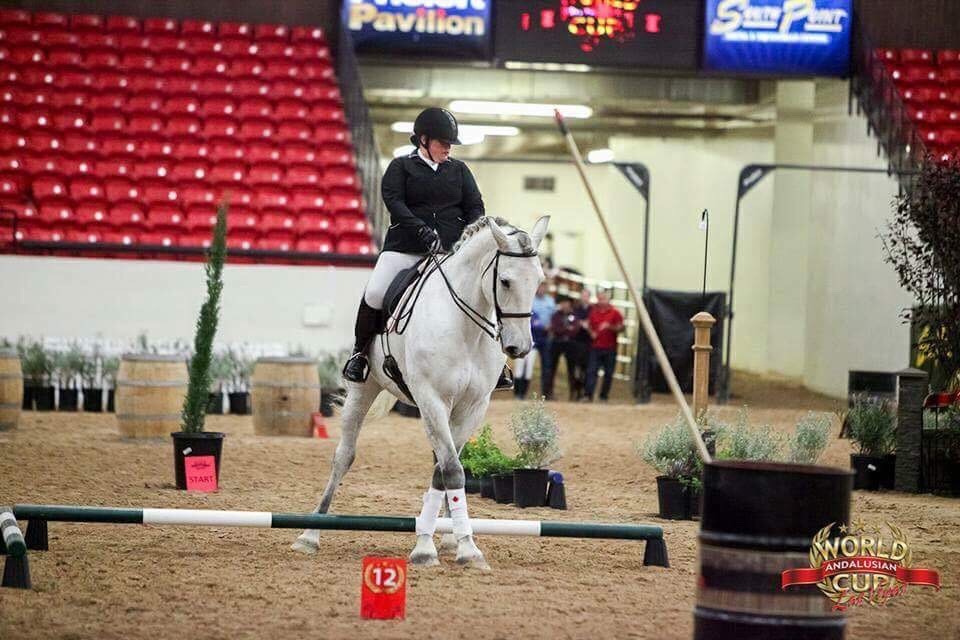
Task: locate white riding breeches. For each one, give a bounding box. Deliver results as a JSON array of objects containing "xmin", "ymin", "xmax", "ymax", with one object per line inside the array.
[
  {"xmin": 363, "ymin": 251, "xmax": 426, "ymax": 310},
  {"xmin": 513, "ymin": 348, "xmax": 537, "ymax": 380}
]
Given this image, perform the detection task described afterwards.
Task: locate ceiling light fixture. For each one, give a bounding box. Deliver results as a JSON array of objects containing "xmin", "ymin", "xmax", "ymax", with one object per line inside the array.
[
  {"xmin": 586, "ymin": 148, "xmax": 615, "ymax": 164},
  {"xmin": 448, "ymin": 100, "xmax": 592, "ymax": 119}
]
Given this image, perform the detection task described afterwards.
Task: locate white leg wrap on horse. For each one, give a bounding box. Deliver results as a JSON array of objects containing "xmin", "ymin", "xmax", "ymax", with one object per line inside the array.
[
  {"xmin": 446, "ymin": 488, "xmax": 473, "ymax": 538},
  {"xmin": 414, "ymin": 487, "xmax": 446, "ymax": 536}
]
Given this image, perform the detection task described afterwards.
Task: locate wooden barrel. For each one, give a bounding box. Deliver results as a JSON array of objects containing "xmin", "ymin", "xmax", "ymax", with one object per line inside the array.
[
  {"xmin": 251, "ymin": 357, "xmax": 319, "ymax": 437},
  {"xmin": 115, "ymin": 354, "xmax": 188, "ymax": 438},
  {"xmin": 695, "ymin": 461, "xmax": 852, "ymax": 640},
  {"xmin": 0, "ymin": 349, "xmax": 23, "ymax": 431}
]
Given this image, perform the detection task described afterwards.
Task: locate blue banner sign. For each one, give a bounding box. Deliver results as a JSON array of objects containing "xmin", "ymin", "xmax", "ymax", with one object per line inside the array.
[
  {"xmin": 345, "ymin": 0, "xmax": 491, "ymax": 59},
  {"xmin": 704, "ymin": 0, "xmax": 852, "ymax": 76}
]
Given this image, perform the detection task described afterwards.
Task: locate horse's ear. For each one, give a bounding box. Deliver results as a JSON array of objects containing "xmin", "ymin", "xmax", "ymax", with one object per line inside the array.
[
  {"xmin": 488, "ymin": 218, "xmax": 512, "ymax": 252},
  {"xmin": 529, "ymin": 215, "xmax": 550, "ymax": 251}
]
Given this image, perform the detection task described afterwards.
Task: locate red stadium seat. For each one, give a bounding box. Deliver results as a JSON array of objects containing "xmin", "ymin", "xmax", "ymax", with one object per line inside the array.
[
  {"xmin": 59, "ymin": 69, "xmax": 95, "ymax": 89},
  {"xmin": 139, "ymin": 231, "xmax": 178, "ymax": 247},
  {"xmin": 90, "ymin": 111, "xmax": 126, "ymax": 134},
  {"xmin": 165, "ymin": 95, "xmax": 201, "ymax": 116},
  {"xmin": 33, "ymin": 12, "xmax": 69, "ymax": 28},
  {"xmin": 143, "ymin": 17, "xmax": 178, "ymax": 35},
  {"xmin": 228, "ymin": 57, "xmax": 265, "ymax": 78},
  {"xmin": 286, "ymin": 164, "xmax": 322, "ymax": 187},
  {"xmin": 282, "ymin": 144, "xmax": 318, "ymax": 165},
  {"xmin": 263, "ymin": 60, "xmax": 299, "ymax": 80},
  {"xmin": 47, "ymin": 48, "xmax": 84, "ymax": 67},
  {"xmin": 941, "ymin": 68, "xmax": 960, "ymax": 84},
  {"xmin": 88, "ymin": 92, "xmax": 126, "ymax": 111},
  {"xmin": 142, "ymin": 181, "xmax": 181, "ymax": 206},
  {"xmin": 238, "ymin": 119, "xmax": 274, "ymax": 141},
  {"xmin": 1, "ymin": 28, "xmax": 40, "ymax": 45},
  {"xmin": 327, "ymin": 191, "xmax": 362, "ymax": 214},
  {"xmin": 74, "ymin": 200, "xmax": 110, "ymax": 225},
  {"xmin": 156, "ymin": 55, "xmax": 192, "ymax": 74},
  {"xmin": 938, "ymin": 50, "xmax": 960, "ymax": 68},
  {"xmin": 335, "ymin": 213, "xmax": 371, "ymax": 236},
  {"xmin": 251, "ymin": 41, "xmax": 293, "ymax": 59},
  {"xmin": 77, "ymin": 32, "xmax": 117, "ymax": 49},
  {"xmin": 259, "ymin": 210, "xmax": 296, "ymax": 232},
  {"xmin": 0, "ymin": 171, "xmax": 23, "ymax": 197},
  {"xmin": 217, "ymin": 38, "xmax": 251, "ymax": 58},
  {"xmin": 132, "ymin": 160, "xmax": 172, "ymax": 181},
  {"xmin": 148, "ymin": 205, "xmax": 185, "ymax": 230},
  {"xmin": 69, "ymin": 177, "xmax": 105, "ymax": 201},
  {"xmin": 245, "ymin": 142, "xmax": 281, "ymax": 163},
  {"xmin": 236, "ymin": 98, "xmax": 272, "ymax": 119},
  {"xmin": 26, "ymin": 130, "xmax": 61, "ymax": 152},
  {"xmin": 296, "ymin": 233, "xmax": 334, "ymax": 254},
  {"xmin": 270, "ymin": 81, "xmax": 306, "ymax": 100},
  {"xmin": 181, "ymin": 182, "xmax": 217, "ymax": 208},
  {"xmin": 297, "ymin": 211, "xmax": 333, "ymax": 233},
  {"xmin": 314, "ymin": 124, "xmax": 349, "ymax": 144},
  {"xmin": 232, "ymin": 78, "xmax": 270, "ymax": 98},
  {"xmin": 40, "ymin": 30, "xmax": 81, "ymax": 48},
  {"xmin": 254, "ymin": 23, "xmax": 290, "ymax": 40},
  {"xmin": 100, "ymin": 72, "xmax": 133, "ymax": 91},
  {"xmin": 174, "ymin": 139, "xmax": 210, "ymax": 160},
  {"xmin": 276, "ymin": 121, "xmax": 312, "ymax": 143},
  {"xmin": 105, "ymin": 15, "xmax": 140, "ymax": 33},
  {"xmin": 216, "ymin": 184, "xmax": 253, "ymax": 208},
  {"xmin": 15, "ymin": 224, "xmax": 65, "ymax": 243},
  {"xmin": 248, "ymin": 162, "xmax": 284, "ymax": 185},
  {"xmin": 209, "ymin": 161, "xmax": 246, "ymax": 184},
  {"xmin": 225, "ymin": 229, "xmax": 258, "ymax": 251},
  {"xmin": 0, "ymin": 104, "xmax": 13, "ymax": 126},
  {"xmin": 169, "ymin": 161, "xmax": 209, "ymax": 182},
  {"xmin": 120, "ymin": 52, "xmax": 157, "ymax": 72},
  {"xmin": 209, "ymin": 140, "xmax": 245, "ymax": 162},
  {"xmin": 96, "ymin": 156, "xmax": 133, "ymax": 178},
  {"xmin": 0, "ymin": 9, "xmax": 31, "ymax": 26},
  {"xmin": 152, "ymin": 35, "xmax": 188, "ymax": 53},
  {"xmin": 301, "ymin": 63, "xmax": 334, "ymax": 81},
  {"xmin": 128, "ymin": 114, "xmax": 165, "ymax": 136},
  {"xmin": 290, "ymin": 189, "xmax": 325, "ymax": 212},
  {"xmin": 98, "ymin": 226, "xmax": 137, "ymax": 246},
  {"xmin": 227, "ymin": 208, "xmax": 259, "ymax": 230},
  {"xmin": 70, "ymin": 14, "xmax": 105, "ymax": 31},
  {"xmin": 126, "ymin": 93, "xmax": 164, "ymax": 114},
  {"xmin": 0, "ymin": 198, "xmax": 37, "ymax": 221},
  {"xmin": 902, "ymin": 86, "xmax": 946, "ymax": 106},
  {"xmin": 53, "ymin": 90, "xmax": 91, "ymax": 109},
  {"xmin": 897, "ymin": 66, "xmax": 939, "ymax": 85},
  {"xmin": 200, "ymin": 98, "xmax": 236, "ymax": 117},
  {"xmin": 104, "ymin": 178, "xmax": 141, "ymax": 202},
  {"xmin": 218, "ymin": 22, "xmax": 252, "ymax": 38},
  {"xmin": 293, "ymin": 43, "xmax": 332, "ymax": 62},
  {"xmin": 181, "ymin": 19, "xmax": 216, "ymax": 37},
  {"xmin": 166, "ymin": 115, "xmax": 202, "ymax": 137},
  {"xmin": 109, "ymin": 202, "xmax": 146, "ymax": 226},
  {"xmin": 118, "ymin": 33, "xmax": 151, "ymax": 50},
  {"xmin": 253, "ymin": 186, "xmax": 289, "ymax": 209},
  {"xmin": 100, "ymin": 135, "xmax": 139, "ymax": 156},
  {"xmin": 193, "ymin": 56, "xmax": 230, "ymax": 76},
  {"xmin": 321, "ymin": 166, "xmax": 358, "ymax": 191},
  {"xmin": 185, "ymin": 207, "xmax": 218, "ymax": 232},
  {"xmin": 257, "ymin": 232, "xmax": 296, "ymax": 252},
  {"xmin": 900, "ymin": 48, "xmax": 933, "ymax": 64},
  {"xmin": 274, "ymin": 99, "xmax": 309, "ymax": 120},
  {"xmin": 311, "ymin": 103, "xmax": 345, "ymax": 123},
  {"xmin": 8, "ymin": 45, "xmax": 44, "ymax": 65},
  {"xmin": 336, "ymin": 233, "xmax": 374, "ymax": 256},
  {"xmin": 291, "ymin": 25, "xmax": 326, "ymax": 44},
  {"xmin": 0, "ymin": 154, "xmax": 21, "ymax": 171},
  {"xmin": 37, "ymin": 200, "xmax": 74, "ymax": 225},
  {"xmin": 33, "ymin": 174, "xmax": 68, "ymax": 199},
  {"xmin": 202, "ymin": 116, "xmax": 238, "ymax": 139}
]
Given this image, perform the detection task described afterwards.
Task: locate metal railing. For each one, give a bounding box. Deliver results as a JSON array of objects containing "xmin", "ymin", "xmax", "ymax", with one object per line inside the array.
[{"xmin": 336, "ymin": 24, "xmax": 387, "ymax": 248}]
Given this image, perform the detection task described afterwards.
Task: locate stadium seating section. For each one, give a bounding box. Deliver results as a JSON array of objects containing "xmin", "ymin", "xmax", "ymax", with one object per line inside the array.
[
  {"xmin": 0, "ymin": 8, "xmax": 375, "ymax": 262},
  {"xmin": 875, "ymin": 47, "xmax": 960, "ymax": 163}
]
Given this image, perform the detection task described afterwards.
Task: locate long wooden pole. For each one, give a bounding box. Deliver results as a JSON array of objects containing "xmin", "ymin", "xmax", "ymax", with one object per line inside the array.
[{"xmin": 554, "ymin": 111, "xmax": 711, "ymax": 462}]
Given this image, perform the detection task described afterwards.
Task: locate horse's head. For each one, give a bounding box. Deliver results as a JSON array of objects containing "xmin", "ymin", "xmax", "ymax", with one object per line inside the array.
[{"xmin": 486, "ymin": 216, "xmax": 550, "ymax": 359}]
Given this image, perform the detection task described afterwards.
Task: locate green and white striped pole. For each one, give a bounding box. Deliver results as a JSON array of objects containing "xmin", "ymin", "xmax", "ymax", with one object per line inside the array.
[
  {"xmin": 1, "ymin": 506, "xmax": 31, "ymax": 589},
  {"xmin": 13, "ymin": 504, "xmax": 668, "ymax": 566}
]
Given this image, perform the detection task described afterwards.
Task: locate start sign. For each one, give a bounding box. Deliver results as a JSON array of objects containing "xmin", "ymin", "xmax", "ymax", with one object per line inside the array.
[{"xmin": 360, "ymin": 556, "xmax": 407, "ymax": 620}]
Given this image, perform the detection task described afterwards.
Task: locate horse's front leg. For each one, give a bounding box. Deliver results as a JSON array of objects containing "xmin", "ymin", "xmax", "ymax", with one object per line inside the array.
[
  {"xmin": 411, "ymin": 392, "xmax": 489, "ymax": 570},
  {"xmin": 438, "ymin": 396, "xmax": 491, "ymax": 555}
]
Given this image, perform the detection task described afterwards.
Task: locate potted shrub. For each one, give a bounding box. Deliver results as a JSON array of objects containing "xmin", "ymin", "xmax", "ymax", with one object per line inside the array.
[
  {"xmin": 172, "ymin": 204, "xmax": 228, "ymax": 491},
  {"xmin": 459, "ymin": 423, "xmax": 514, "ymax": 499},
  {"xmin": 846, "ymin": 400, "xmax": 896, "ymax": 490},
  {"xmin": 227, "ymin": 349, "xmax": 252, "ymax": 415},
  {"xmin": 19, "ymin": 340, "xmax": 53, "ymax": 411},
  {"xmin": 102, "ymin": 356, "xmax": 119, "ymax": 412},
  {"xmin": 510, "ymin": 398, "xmax": 561, "ymax": 508},
  {"xmin": 81, "ymin": 348, "xmax": 103, "ymax": 412},
  {"xmin": 640, "ymin": 415, "xmax": 704, "ymax": 520},
  {"xmin": 786, "ymin": 412, "xmax": 832, "ymax": 465},
  {"xmin": 317, "ymin": 352, "xmax": 344, "ymax": 417}
]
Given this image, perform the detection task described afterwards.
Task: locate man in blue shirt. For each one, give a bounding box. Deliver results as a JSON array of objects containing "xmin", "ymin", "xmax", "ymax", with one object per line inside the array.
[{"xmin": 530, "ymin": 283, "xmax": 556, "ymax": 398}]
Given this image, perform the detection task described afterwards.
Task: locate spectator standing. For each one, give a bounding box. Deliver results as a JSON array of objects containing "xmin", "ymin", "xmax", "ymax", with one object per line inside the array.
[
  {"xmin": 568, "ymin": 288, "xmax": 593, "ymax": 400},
  {"xmin": 530, "ymin": 283, "xmax": 555, "ymax": 396},
  {"xmin": 543, "ymin": 297, "xmax": 580, "ymax": 400},
  {"xmin": 513, "ymin": 314, "xmax": 539, "ymax": 399},
  {"xmin": 583, "ymin": 290, "xmax": 624, "ymax": 402}
]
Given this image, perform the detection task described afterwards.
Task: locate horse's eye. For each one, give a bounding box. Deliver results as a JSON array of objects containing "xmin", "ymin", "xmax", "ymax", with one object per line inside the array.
[{"xmin": 500, "ymin": 278, "xmax": 511, "ymax": 289}]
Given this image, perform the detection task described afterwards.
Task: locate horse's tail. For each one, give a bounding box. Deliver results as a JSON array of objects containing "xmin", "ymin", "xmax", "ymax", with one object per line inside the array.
[{"xmin": 365, "ymin": 389, "xmax": 399, "ymax": 422}]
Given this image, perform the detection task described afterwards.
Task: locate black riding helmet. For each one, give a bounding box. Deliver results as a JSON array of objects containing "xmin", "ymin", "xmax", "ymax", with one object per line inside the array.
[{"xmin": 410, "ymin": 107, "xmax": 462, "ymax": 147}]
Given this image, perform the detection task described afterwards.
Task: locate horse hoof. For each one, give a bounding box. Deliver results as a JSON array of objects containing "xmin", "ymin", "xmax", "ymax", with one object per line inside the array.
[
  {"xmin": 439, "ymin": 533, "xmax": 458, "ymax": 554},
  {"xmin": 291, "ymin": 536, "xmax": 319, "ymax": 555},
  {"xmin": 456, "ymin": 554, "xmax": 491, "ymax": 571},
  {"xmin": 409, "ymin": 550, "xmax": 440, "ymax": 567}
]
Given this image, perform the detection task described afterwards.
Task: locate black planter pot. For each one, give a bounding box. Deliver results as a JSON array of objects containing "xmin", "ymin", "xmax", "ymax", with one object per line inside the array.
[
  {"xmin": 58, "ymin": 388, "xmax": 79, "ymax": 411},
  {"xmin": 464, "ymin": 469, "xmax": 480, "ymax": 494},
  {"xmin": 33, "ymin": 386, "xmax": 54, "ymax": 411},
  {"xmin": 21, "ymin": 384, "xmax": 34, "ymax": 410},
  {"xmin": 850, "ymin": 454, "xmax": 884, "ymax": 491},
  {"xmin": 546, "ymin": 472, "xmax": 567, "ymax": 510},
  {"xmin": 206, "ymin": 392, "xmax": 224, "ymax": 415},
  {"xmin": 479, "ymin": 475, "xmax": 495, "ymax": 499},
  {"xmin": 82, "ymin": 388, "xmax": 103, "ymax": 412},
  {"xmin": 107, "ymin": 389, "xmax": 115, "ymax": 412},
  {"xmin": 656, "ymin": 476, "xmax": 694, "ymax": 520},
  {"xmin": 228, "ymin": 392, "xmax": 249, "ymax": 415},
  {"xmin": 493, "ymin": 472, "xmax": 515, "ymax": 504},
  {"xmin": 319, "ymin": 391, "xmax": 337, "ymax": 418},
  {"xmin": 513, "ymin": 468, "xmax": 549, "ymax": 508},
  {"xmin": 879, "ymin": 454, "xmax": 896, "ymax": 490},
  {"xmin": 171, "ymin": 431, "xmax": 226, "ymax": 491}
]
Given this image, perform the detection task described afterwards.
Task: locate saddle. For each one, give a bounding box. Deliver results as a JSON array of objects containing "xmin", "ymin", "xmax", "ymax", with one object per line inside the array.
[{"xmin": 380, "ymin": 257, "xmax": 428, "ymax": 331}]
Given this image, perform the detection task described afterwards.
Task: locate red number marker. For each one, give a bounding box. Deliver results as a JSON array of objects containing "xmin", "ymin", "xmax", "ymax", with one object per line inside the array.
[{"xmin": 361, "ymin": 557, "xmax": 407, "ymax": 620}]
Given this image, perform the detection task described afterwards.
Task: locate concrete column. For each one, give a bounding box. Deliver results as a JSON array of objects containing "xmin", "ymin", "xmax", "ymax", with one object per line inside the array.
[
  {"xmin": 691, "ymin": 312, "xmax": 716, "ymax": 419},
  {"xmin": 894, "ymin": 368, "xmax": 928, "ymax": 493},
  {"xmin": 767, "ymin": 81, "xmax": 816, "ymax": 379}
]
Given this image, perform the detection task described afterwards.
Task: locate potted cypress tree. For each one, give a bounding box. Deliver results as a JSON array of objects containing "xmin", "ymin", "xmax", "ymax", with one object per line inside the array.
[
  {"xmin": 510, "ymin": 398, "xmax": 561, "ymax": 508},
  {"xmin": 172, "ymin": 203, "xmax": 228, "ymax": 490},
  {"xmin": 18, "ymin": 339, "xmax": 52, "ymax": 411},
  {"xmin": 227, "ymin": 349, "xmax": 252, "ymax": 415},
  {"xmin": 102, "ymin": 356, "xmax": 119, "ymax": 412},
  {"xmin": 846, "ymin": 400, "xmax": 897, "ymax": 490},
  {"xmin": 81, "ymin": 348, "xmax": 103, "ymax": 412}
]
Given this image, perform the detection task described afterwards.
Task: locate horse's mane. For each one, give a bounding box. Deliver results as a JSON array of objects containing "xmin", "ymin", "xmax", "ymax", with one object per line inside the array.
[{"xmin": 451, "ymin": 216, "xmax": 533, "ymax": 254}]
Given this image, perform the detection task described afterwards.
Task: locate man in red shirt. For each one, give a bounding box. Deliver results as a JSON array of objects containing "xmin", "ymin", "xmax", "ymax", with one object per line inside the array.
[{"xmin": 583, "ymin": 289, "xmax": 624, "ymax": 402}]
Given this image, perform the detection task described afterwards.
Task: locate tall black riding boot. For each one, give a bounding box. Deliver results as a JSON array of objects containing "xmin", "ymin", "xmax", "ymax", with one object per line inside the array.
[{"xmin": 342, "ymin": 299, "xmax": 382, "ymax": 383}]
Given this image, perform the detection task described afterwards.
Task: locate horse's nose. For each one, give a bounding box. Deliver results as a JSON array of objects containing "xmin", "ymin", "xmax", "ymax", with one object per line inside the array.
[{"xmin": 505, "ymin": 345, "xmax": 522, "ymax": 358}]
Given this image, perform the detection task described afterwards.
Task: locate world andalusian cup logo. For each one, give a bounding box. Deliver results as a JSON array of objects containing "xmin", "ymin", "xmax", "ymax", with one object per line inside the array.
[{"xmin": 781, "ymin": 518, "xmax": 941, "ymax": 610}]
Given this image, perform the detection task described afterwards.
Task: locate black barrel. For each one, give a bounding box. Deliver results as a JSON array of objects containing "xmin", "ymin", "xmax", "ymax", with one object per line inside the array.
[{"xmin": 694, "ymin": 461, "xmax": 852, "ymax": 640}]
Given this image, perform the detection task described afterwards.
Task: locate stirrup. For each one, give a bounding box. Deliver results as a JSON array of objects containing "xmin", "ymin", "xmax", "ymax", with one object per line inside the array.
[
  {"xmin": 342, "ymin": 352, "xmax": 370, "ymax": 383},
  {"xmin": 495, "ymin": 365, "xmax": 514, "ymax": 391}
]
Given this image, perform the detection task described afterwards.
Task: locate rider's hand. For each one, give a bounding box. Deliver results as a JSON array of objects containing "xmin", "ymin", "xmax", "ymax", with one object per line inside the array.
[{"xmin": 417, "ymin": 225, "xmax": 442, "ymax": 253}]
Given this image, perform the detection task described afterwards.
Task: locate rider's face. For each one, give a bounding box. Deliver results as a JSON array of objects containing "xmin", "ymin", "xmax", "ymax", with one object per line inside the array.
[{"xmin": 422, "ymin": 137, "xmax": 451, "ymax": 162}]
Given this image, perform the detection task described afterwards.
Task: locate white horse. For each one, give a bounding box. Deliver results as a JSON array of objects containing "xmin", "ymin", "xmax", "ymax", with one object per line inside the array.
[{"xmin": 292, "ymin": 215, "xmax": 549, "ymax": 569}]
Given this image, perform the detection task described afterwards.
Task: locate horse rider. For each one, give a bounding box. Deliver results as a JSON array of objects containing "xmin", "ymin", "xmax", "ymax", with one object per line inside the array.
[{"xmin": 341, "ymin": 106, "xmax": 514, "ymax": 391}]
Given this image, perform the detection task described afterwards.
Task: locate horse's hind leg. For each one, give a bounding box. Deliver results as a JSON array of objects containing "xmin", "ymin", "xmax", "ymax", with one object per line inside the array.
[{"xmin": 291, "ymin": 381, "xmax": 382, "ymax": 554}]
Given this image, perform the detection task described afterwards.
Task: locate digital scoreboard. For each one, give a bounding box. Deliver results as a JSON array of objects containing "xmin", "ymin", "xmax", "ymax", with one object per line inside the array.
[{"xmin": 493, "ymin": 0, "xmax": 700, "ymax": 70}]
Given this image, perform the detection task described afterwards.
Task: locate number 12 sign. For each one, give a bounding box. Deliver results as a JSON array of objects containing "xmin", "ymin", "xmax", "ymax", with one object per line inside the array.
[{"xmin": 361, "ymin": 557, "xmax": 407, "ymax": 620}]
